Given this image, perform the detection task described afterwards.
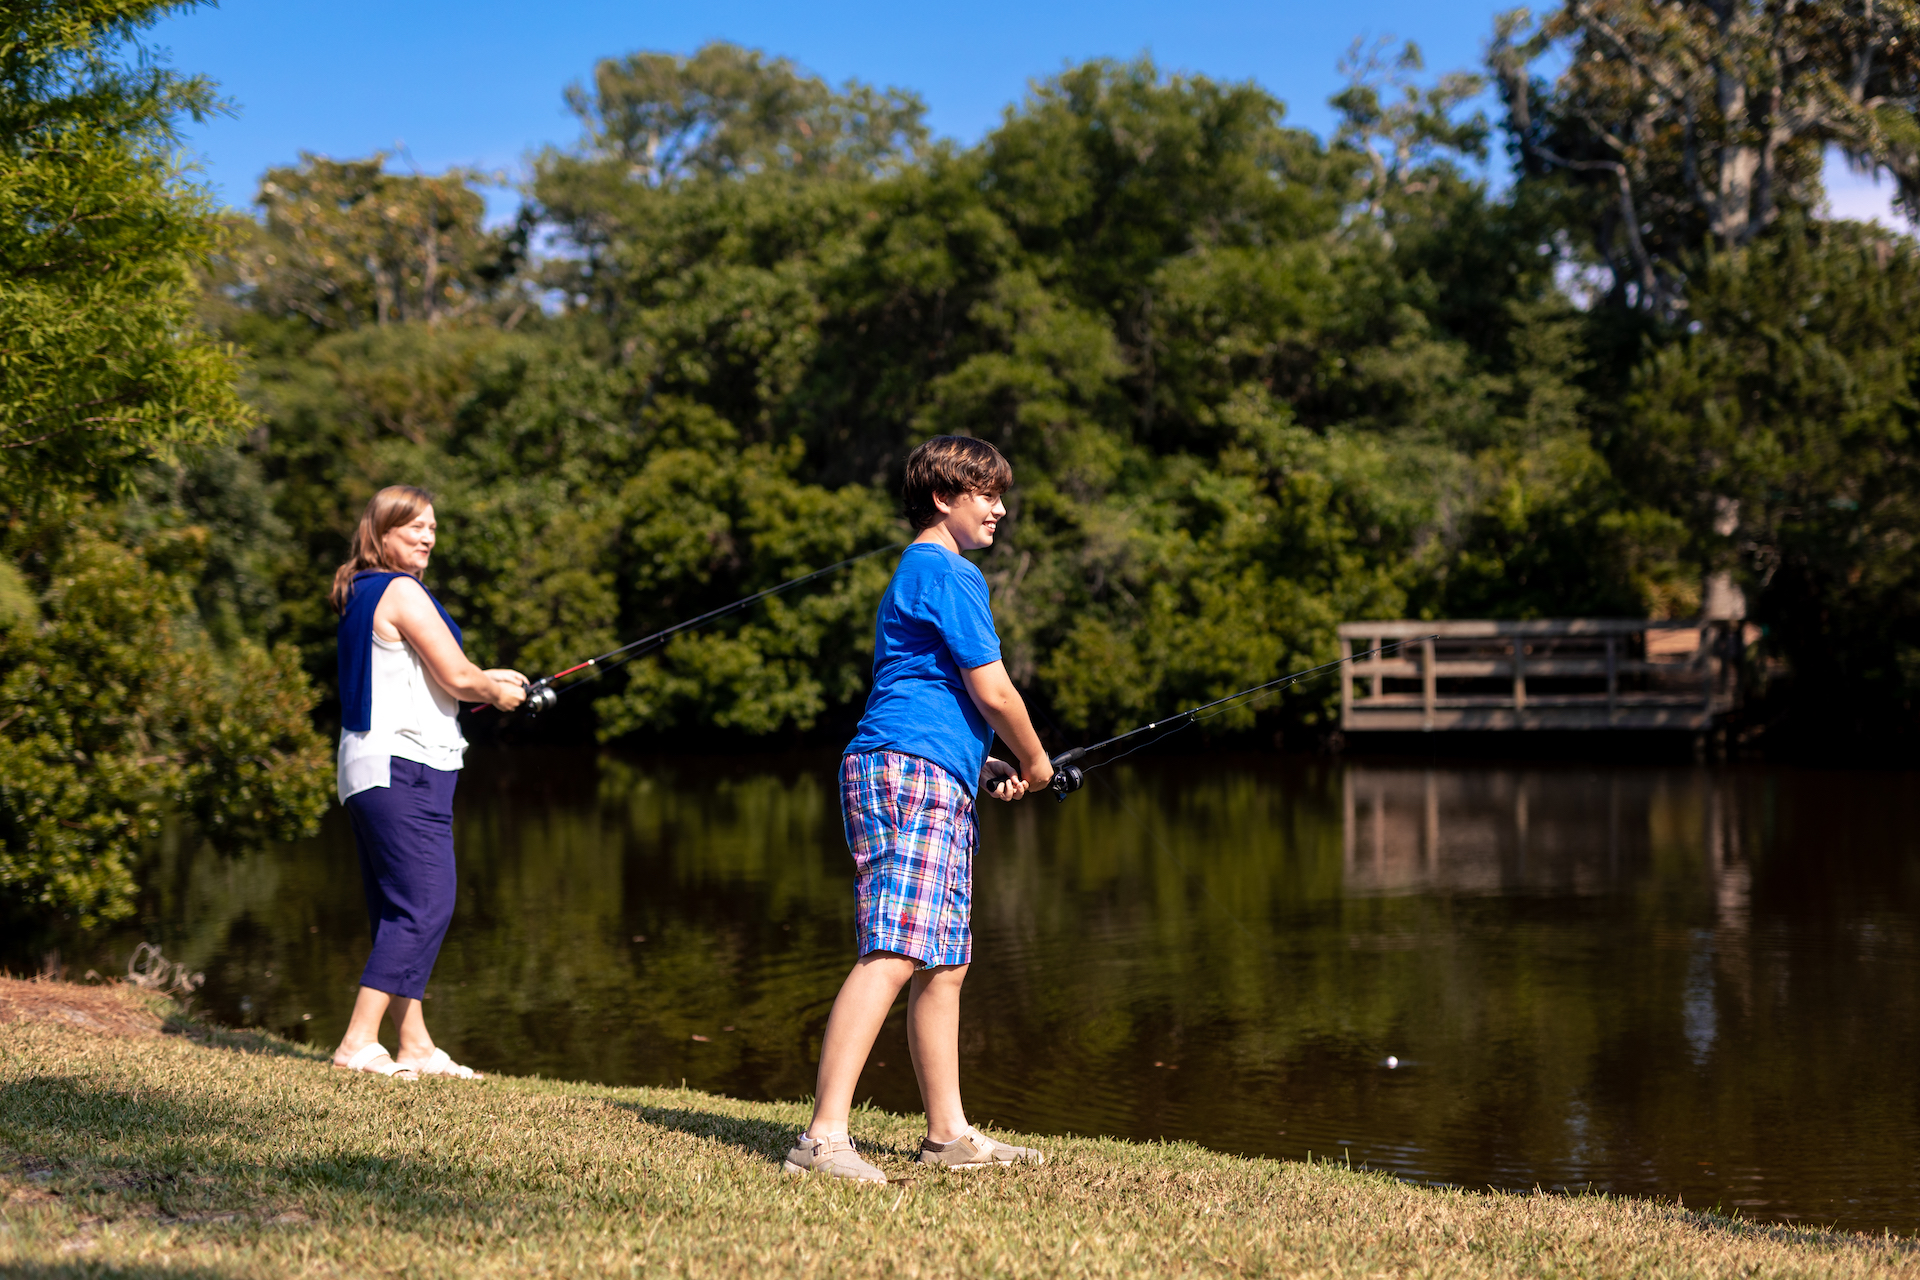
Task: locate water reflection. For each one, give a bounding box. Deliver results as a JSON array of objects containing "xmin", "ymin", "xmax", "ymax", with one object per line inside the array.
[{"xmin": 10, "ymin": 751, "xmax": 1920, "ymax": 1234}]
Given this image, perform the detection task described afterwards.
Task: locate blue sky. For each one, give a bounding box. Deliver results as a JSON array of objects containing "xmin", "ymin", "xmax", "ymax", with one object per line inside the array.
[
  {"xmin": 147, "ymin": 0, "xmax": 1519, "ymax": 204},
  {"xmin": 152, "ymin": 0, "xmax": 1904, "ymax": 227}
]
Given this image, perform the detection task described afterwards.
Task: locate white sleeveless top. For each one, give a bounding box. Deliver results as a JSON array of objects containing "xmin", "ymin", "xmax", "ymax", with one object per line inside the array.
[{"xmin": 336, "ymin": 631, "xmax": 467, "ymax": 802}]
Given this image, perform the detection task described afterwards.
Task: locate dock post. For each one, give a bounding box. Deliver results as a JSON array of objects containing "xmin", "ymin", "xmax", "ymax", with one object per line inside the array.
[
  {"xmin": 1340, "ymin": 634, "xmax": 1353, "ymax": 727},
  {"xmin": 1606, "ymin": 636, "xmax": 1618, "ymax": 719},
  {"xmin": 1421, "ymin": 636, "xmax": 1437, "ymax": 731},
  {"xmin": 1369, "ymin": 635, "xmax": 1381, "ymax": 700},
  {"xmin": 1701, "ymin": 623, "xmax": 1715, "ymax": 712},
  {"xmin": 1512, "ymin": 636, "xmax": 1527, "ymax": 712}
]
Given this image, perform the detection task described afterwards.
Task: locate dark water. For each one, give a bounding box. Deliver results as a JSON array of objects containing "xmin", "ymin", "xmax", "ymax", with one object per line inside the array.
[{"xmin": 14, "ymin": 749, "xmax": 1920, "ymax": 1234}]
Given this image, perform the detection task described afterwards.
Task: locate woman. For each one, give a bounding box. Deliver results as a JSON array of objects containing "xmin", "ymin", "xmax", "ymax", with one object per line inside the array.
[{"xmin": 328, "ymin": 485, "xmax": 527, "ymax": 1080}]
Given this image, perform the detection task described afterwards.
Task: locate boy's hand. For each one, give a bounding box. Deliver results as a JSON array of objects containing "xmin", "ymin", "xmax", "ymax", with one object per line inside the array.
[
  {"xmin": 981, "ymin": 758, "xmax": 1028, "ymax": 801},
  {"xmin": 960, "ymin": 660, "xmax": 1054, "ymax": 800}
]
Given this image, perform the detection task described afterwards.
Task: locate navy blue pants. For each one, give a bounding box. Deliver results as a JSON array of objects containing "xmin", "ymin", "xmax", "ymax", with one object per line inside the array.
[{"xmin": 344, "ymin": 758, "xmax": 459, "ymax": 1001}]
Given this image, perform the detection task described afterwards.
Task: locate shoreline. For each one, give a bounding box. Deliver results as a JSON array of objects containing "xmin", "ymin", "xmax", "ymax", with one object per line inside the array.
[{"xmin": 2, "ymin": 977, "xmax": 1915, "ymax": 1277}]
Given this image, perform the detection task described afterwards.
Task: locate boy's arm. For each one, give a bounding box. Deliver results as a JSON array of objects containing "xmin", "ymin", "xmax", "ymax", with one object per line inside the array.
[{"xmin": 959, "ymin": 660, "xmax": 1055, "ymax": 793}]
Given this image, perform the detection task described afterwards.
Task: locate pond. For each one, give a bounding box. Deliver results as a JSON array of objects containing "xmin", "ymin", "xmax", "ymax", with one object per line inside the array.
[{"xmin": 12, "ymin": 749, "xmax": 1920, "ymax": 1234}]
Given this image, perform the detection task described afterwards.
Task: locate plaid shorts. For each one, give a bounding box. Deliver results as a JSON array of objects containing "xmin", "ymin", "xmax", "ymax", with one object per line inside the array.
[{"xmin": 841, "ymin": 750, "xmax": 976, "ymax": 969}]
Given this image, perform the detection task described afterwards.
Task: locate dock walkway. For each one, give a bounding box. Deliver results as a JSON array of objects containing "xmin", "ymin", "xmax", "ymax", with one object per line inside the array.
[{"xmin": 1336, "ymin": 619, "xmax": 1743, "ymax": 733}]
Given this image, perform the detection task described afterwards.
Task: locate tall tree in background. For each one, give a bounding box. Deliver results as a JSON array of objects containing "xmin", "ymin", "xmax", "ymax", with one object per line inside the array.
[
  {"xmin": 179, "ymin": 29, "xmax": 1920, "ymax": 757},
  {"xmin": 567, "ymin": 41, "xmax": 927, "ymax": 185},
  {"xmin": 1332, "ymin": 38, "xmax": 1491, "ymax": 232},
  {"xmin": 0, "ymin": 0, "xmax": 328, "ymax": 928},
  {"xmin": 535, "ymin": 41, "xmax": 927, "ymax": 349},
  {"xmin": 1492, "ymin": 0, "xmax": 1920, "ymax": 311},
  {"xmin": 0, "ymin": 0, "xmax": 248, "ymax": 501},
  {"xmin": 208, "ymin": 46, "xmax": 1691, "ymax": 746},
  {"xmin": 211, "ymin": 154, "xmax": 523, "ymax": 333},
  {"xmin": 1625, "ymin": 226, "xmax": 1920, "ymax": 732}
]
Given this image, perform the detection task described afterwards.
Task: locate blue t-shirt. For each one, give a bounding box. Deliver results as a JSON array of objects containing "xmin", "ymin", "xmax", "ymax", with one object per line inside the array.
[{"xmin": 845, "ymin": 543, "xmax": 1002, "ymax": 791}]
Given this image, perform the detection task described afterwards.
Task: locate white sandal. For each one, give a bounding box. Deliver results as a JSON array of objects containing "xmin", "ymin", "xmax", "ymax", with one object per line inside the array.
[
  {"xmin": 333, "ymin": 1042, "xmax": 419, "ymax": 1079},
  {"xmin": 397, "ymin": 1047, "xmax": 484, "ymax": 1080}
]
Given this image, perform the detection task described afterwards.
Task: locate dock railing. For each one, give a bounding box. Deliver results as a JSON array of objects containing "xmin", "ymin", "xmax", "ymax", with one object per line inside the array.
[{"xmin": 1336, "ymin": 619, "xmax": 1742, "ymax": 732}]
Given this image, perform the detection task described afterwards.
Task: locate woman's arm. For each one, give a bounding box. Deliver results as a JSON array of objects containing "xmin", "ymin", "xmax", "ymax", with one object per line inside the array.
[
  {"xmin": 377, "ymin": 577, "xmax": 527, "ymax": 711},
  {"xmin": 959, "ymin": 660, "xmax": 1054, "ymax": 795}
]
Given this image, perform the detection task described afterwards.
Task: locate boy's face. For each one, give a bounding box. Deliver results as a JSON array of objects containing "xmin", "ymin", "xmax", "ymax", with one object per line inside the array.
[{"xmin": 934, "ymin": 489, "xmax": 1006, "ymax": 551}]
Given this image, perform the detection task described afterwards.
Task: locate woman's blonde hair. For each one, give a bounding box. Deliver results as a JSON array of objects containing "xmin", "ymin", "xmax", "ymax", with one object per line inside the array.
[{"xmin": 329, "ymin": 485, "xmax": 435, "ymax": 615}]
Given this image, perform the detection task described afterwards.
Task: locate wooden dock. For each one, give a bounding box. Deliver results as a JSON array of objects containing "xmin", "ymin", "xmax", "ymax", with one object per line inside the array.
[{"xmin": 1336, "ymin": 619, "xmax": 1743, "ymax": 733}]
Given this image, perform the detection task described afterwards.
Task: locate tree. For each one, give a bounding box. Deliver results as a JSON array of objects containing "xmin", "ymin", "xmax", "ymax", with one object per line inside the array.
[
  {"xmin": 0, "ymin": 1, "xmax": 329, "ymax": 925},
  {"xmin": 1332, "ymin": 38, "xmax": 1491, "ymax": 233},
  {"xmin": 0, "ymin": 0, "xmax": 251, "ymax": 504},
  {"xmin": 565, "ymin": 41, "xmax": 926, "ymax": 186},
  {"xmin": 0, "ymin": 528, "xmax": 329, "ymax": 926},
  {"xmin": 1624, "ymin": 223, "xmax": 1920, "ymax": 733},
  {"xmin": 222, "ymin": 46, "xmax": 1769, "ymax": 748},
  {"xmin": 210, "ymin": 153, "xmax": 522, "ymax": 333},
  {"xmin": 1492, "ymin": 0, "xmax": 1920, "ymax": 311}
]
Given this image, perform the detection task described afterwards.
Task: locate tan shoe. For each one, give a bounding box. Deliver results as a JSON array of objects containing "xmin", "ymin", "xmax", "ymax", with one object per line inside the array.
[
  {"xmin": 782, "ymin": 1132, "xmax": 887, "ymax": 1183},
  {"xmin": 916, "ymin": 1126, "xmax": 1044, "ymax": 1169}
]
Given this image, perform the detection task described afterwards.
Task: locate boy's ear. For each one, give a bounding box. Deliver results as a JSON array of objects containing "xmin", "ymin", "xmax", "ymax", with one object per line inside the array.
[{"xmin": 930, "ymin": 490, "xmax": 956, "ymax": 516}]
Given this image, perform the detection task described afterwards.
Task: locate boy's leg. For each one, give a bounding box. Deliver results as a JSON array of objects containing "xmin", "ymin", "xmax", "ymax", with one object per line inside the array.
[
  {"xmin": 906, "ymin": 963, "xmax": 969, "ymax": 1142},
  {"xmin": 806, "ymin": 950, "xmax": 917, "ymax": 1136}
]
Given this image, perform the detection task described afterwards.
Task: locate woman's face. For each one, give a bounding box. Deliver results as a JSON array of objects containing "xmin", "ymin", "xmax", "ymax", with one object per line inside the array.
[{"xmin": 381, "ymin": 505, "xmax": 437, "ymax": 576}]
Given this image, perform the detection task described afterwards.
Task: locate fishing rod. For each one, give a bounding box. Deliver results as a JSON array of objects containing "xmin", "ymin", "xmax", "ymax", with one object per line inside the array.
[
  {"xmin": 1044, "ymin": 636, "xmax": 1437, "ymax": 800},
  {"xmin": 488, "ymin": 541, "xmax": 906, "ymax": 717}
]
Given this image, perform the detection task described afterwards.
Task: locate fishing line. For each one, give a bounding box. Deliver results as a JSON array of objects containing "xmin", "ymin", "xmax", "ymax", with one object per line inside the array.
[
  {"xmin": 1020, "ymin": 634, "xmax": 1431, "ymax": 1031},
  {"xmin": 1045, "ymin": 636, "xmax": 1434, "ymax": 800},
  {"xmin": 1087, "ymin": 768, "xmax": 1260, "ymax": 943},
  {"xmin": 478, "ymin": 541, "xmax": 905, "ymax": 716},
  {"xmin": 1026, "ymin": 697, "xmax": 1351, "ymax": 1030}
]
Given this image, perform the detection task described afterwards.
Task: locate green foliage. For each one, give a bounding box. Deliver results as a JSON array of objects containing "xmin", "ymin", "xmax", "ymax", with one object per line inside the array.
[
  {"xmin": 1626, "ymin": 223, "xmax": 1920, "ymax": 729},
  {"xmin": 565, "ymin": 40, "xmax": 926, "ymax": 185},
  {"xmin": 230, "ymin": 315, "xmax": 899, "ymax": 739},
  {"xmin": 212, "ymin": 48, "xmax": 1699, "ymax": 744},
  {"xmin": 1492, "ymin": 0, "xmax": 1920, "ymax": 310},
  {"xmin": 1332, "ymin": 37, "xmax": 1489, "ymax": 224},
  {"xmin": 0, "ymin": 2, "xmax": 331, "ymax": 928},
  {"xmin": 0, "ymin": 526, "xmax": 330, "ymax": 926},
  {"xmin": 0, "ymin": 0, "xmax": 250, "ymax": 504},
  {"xmin": 207, "ymin": 153, "xmax": 522, "ymax": 333},
  {"xmin": 167, "ymin": 29, "xmax": 1919, "ymax": 752}
]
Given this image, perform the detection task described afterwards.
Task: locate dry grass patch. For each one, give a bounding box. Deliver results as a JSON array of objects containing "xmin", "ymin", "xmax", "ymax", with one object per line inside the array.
[
  {"xmin": 0, "ymin": 1010, "xmax": 1914, "ymax": 1277},
  {"xmin": 0, "ymin": 978, "xmax": 168, "ymax": 1039}
]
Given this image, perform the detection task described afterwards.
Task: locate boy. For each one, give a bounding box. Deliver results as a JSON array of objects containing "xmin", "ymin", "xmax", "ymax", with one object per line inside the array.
[{"xmin": 784, "ymin": 435, "xmax": 1054, "ymax": 1183}]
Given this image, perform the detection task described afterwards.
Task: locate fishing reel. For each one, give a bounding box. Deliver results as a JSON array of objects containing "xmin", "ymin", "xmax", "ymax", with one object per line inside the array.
[
  {"xmin": 521, "ymin": 676, "xmax": 558, "ymax": 717},
  {"xmin": 1047, "ymin": 748, "xmax": 1086, "ymax": 803}
]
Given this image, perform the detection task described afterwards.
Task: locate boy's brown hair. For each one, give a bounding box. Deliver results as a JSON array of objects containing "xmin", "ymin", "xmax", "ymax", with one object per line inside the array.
[{"xmin": 903, "ymin": 436, "xmax": 1013, "ymax": 530}]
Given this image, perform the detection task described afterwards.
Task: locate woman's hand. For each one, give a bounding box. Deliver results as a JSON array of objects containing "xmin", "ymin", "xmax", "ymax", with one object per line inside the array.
[
  {"xmin": 485, "ymin": 670, "xmax": 529, "ymax": 712},
  {"xmin": 981, "ymin": 758, "xmax": 1029, "ymax": 802}
]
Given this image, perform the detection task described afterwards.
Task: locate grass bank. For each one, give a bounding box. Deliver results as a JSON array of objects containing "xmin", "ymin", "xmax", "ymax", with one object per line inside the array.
[{"xmin": 0, "ymin": 981, "xmax": 1912, "ymax": 1278}]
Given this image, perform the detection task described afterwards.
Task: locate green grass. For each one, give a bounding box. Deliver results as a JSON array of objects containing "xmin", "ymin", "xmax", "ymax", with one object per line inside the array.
[{"xmin": 1, "ymin": 998, "xmax": 1915, "ymax": 1277}]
